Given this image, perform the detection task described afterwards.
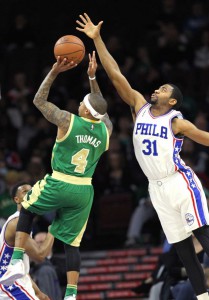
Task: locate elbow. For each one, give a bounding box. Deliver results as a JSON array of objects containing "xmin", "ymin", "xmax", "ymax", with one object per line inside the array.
[
  {"xmin": 36, "ymin": 257, "xmax": 45, "ymax": 263},
  {"xmin": 36, "ymin": 247, "xmax": 51, "ymax": 262},
  {"xmin": 33, "ymin": 96, "xmax": 38, "ymax": 105},
  {"xmin": 35, "ymin": 253, "xmax": 46, "ymax": 262}
]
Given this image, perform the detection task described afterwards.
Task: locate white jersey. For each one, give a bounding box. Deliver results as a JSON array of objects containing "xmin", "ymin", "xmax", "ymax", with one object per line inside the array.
[
  {"xmin": 133, "ymin": 103, "xmax": 209, "ymax": 243},
  {"xmin": 133, "ymin": 103, "xmax": 184, "ymax": 180},
  {"xmin": 0, "ymin": 211, "xmax": 38, "ymax": 299}
]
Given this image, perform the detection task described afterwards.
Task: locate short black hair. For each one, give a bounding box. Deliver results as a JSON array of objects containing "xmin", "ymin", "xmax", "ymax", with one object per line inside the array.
[
  {"xmin": 10, "ymin": 182, "xmax": 28, "ymax": 199},
  {"xmin": 168, "ymin": 83, "xmax": 183, "ymax": 109}
]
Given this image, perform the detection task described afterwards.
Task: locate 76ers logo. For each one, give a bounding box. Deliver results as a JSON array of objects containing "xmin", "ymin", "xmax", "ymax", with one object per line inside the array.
[{"xmin": 185, "ymin": 213, "xmax": 194, "ymax": 226}]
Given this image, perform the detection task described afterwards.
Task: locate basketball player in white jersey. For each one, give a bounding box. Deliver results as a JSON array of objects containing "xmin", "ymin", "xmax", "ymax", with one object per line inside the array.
[
  {"xmin": 77, "ymin": 13, "xmax": 209, "ymax": 300},
  {"xmin": 0, "ymin": 182, "xmax": 54, "ymax": 299}
]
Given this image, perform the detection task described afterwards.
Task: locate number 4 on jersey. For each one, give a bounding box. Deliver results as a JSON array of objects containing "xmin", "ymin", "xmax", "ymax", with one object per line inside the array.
[{"xmin": 71, "ymin": 148, "xmax": 90, "ymax": 173}]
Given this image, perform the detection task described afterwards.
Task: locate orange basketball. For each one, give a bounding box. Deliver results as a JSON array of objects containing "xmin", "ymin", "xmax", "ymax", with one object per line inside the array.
[{"xmin": 54, "ymin": 35, "xmax": 85, "ymax": 64}]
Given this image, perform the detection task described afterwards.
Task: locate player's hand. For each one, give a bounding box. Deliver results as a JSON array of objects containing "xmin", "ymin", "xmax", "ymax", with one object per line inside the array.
[
  {"xmin": 76, "ymin": 13, "xmax": 103, "ymax": 39},
  {"xmin": 87, "ymin": 51, "xmax": 97, "ymax": 78},
  {"xmin": 52, "ymin": 57, "xmax": 77, "ymax": 74}
]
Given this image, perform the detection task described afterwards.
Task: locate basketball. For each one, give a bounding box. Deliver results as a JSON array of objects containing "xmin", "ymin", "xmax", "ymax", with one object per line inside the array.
[{"xmin": 54, "ymin": 35, "xmax": 85, "ymax": 64}]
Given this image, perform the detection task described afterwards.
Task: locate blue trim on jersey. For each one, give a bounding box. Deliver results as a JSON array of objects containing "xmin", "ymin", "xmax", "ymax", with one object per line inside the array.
[
  {"xmin": 3, "ymin": 282, "xmax": 33, "ymax": 299},
  {"xmin": 173, "ymin": 139, "xmax": 206, "ymax": 226},
  {"xmin": 1, "ymin": 243, "xmax": 33, "ymax": 299},
  {"xmin": 172, "ymin": 139, "xmax": 183, "ymax": 167},
  {"xmin": 0, "ymin": 244, "xmax": 13, "ymax": 277}
]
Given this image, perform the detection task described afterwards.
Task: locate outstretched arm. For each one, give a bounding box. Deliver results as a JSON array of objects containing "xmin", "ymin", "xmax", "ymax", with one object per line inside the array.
[
  {"xmin": 33, "ymin": 57, "xmax": 76, "ymax": 136},
  {"xmin": 76, "ymin": 13, "xmax": 147, "ymax": 113},
  {"xmin": 87, "ymin": 50, "xmax": 113, "ymax": 136},
  {"xmin": 172, "ymin": 118, "xmax": 209, "ymax": 146}
]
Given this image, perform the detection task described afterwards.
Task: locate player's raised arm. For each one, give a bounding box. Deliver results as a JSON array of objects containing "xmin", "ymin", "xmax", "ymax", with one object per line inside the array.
[
  {"xmin": 87, "ymin": 50, "xmax": 113, "ymax": 136},
  {"xmin": 87, "ymin": 51, "xmax": 102, "ymax": 95},
  {"xmin": 76, "ymin": 13, "xmax": 147, "ymax": 112},
  {"xmin": 33, "ymin": 57, "xmax": 76, "ymax": 133},
  {"xmin": 172, "ymin": 117, "xmax": 209, "ymax": 146}
]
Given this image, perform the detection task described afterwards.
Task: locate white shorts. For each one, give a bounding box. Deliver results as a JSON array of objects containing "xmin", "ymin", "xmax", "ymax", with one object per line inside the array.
[
  {"xmin": 0, "ymin": 274, "xmax": 39, "ymax": 300},
  {"xmin": 148, "ymin": 171, "xmax": 209, "ymax": 243}
]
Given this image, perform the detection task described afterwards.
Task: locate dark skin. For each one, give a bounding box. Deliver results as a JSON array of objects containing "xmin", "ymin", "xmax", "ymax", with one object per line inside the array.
[
  {"xmin": 5, "ymin": 184, "xmax": 53, "ymax": 300},
  {"xmin": 6, "ymin": 184, "xmax": 54, "ymax": 262},
  {"xmin": 76, "ymin": 13, "xmax": 209, "ymax": 146}
]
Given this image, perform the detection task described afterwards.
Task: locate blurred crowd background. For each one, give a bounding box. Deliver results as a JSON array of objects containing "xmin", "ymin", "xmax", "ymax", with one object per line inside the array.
[{"xmin": 0, "ymin": 0, "xmax": 209, "ymax": 253}]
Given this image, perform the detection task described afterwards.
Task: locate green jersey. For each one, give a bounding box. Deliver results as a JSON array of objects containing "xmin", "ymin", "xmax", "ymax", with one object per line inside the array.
[{"xmin": 51, "ymin": 114, "xmax": 109, "ymax": 178}]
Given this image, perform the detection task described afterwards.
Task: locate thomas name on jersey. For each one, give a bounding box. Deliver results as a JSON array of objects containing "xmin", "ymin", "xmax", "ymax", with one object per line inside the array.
[
  {"xmin": 135, "ymin": 123, "xmax": 168, "ymax": 139},
  {"xmin": 75, "ymin": 135, "xmax": 102, "ymax": 147}
]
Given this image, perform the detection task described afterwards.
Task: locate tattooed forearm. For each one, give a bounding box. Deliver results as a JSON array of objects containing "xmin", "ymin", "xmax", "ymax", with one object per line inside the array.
[
  {"xmin": 89, "ymin": 78, "xmax": 102, "ymax": 96},
  {"xmin": 101, "ymin": 113, "xmax": 113, "ymax": 136},
  {"xmin": 33, "ymin": 71, "xmax": 70, "ymax": 129},
  {"xmin": 33, "ymin": 70, "xmax": 56, "ymax": 106}
]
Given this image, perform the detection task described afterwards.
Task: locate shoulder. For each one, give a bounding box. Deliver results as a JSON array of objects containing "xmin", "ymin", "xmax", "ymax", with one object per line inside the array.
[
  {"xmin": 5, "ymin": 217, "xmax": 18, "ymax": 246},
  {"xmin": 171, "ymin": 109, "xmax": 183, "ymax": 119},
  {"xmin": 133, "ymin": 90, "xmax": 147, "ymax": 113},
  {"xmin": 172, "ymin": 117, "xmax": 194, "ymax": 135},
  {"xmin": 135, "ymin": 102, "xmax": 150, "ymax": 116}
]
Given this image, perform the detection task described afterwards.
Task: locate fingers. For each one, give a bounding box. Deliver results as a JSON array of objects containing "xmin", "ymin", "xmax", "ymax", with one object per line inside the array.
[
  {"xmin": 76, "ymin": 26, "xmax": 84, "ymax": 32},
  {"xmin": 84, "ymin": 13, "xmax": 91, "ymax": 22},
  {"xmin": 68, "ymin": 61, "xmax": 78, "ymax": 69},
  {"xmin": 79, "ymin": 14, "xmax": 87, "ymax": 24},
  {"xmin": 76, "ymin": 20, "xmax": 85, "ymax": 28},
  {"xmin": 56, "ymin": 56, "xmax": 62, "ymax": 63},
  {"xmin": 92, "ymin": 50, "xmax": 96, "ymax": 60},
  {"xmin": 57, "ymin": 57, "xmax": 77, "ymax": 68},
  {"xmin": 98, "ymin": 21, "xmax": 103, "ymax": 28}
]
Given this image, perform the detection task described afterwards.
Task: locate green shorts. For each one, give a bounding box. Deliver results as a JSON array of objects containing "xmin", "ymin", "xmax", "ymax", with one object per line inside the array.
[{"xmin": 22, "ymin": 174, "xmax": 94, "ymax": 246}]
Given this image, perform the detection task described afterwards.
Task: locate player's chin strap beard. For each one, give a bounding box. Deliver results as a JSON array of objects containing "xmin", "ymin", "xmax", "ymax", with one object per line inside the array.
[{"xmin": 83, "ymin": 94, "xmax": 105, "ymax": 120}]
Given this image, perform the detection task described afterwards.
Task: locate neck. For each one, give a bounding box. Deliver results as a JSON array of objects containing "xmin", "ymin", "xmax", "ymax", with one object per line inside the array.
[{"xmin": 150, "ymin": 105, "xmax": 172, "ymax": 117}]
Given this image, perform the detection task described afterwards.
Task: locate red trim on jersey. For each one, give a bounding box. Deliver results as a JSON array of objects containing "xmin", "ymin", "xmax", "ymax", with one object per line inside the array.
[
  {"xmin": 0, "ymin": 284, "xmax": 15, "ymax": 299},
  {"xmin": 179, "ymin": 171, "xmax": 201, "ymax": 226},
  {"xmin": 15, "ymin": 281, "xmax": 36, "ymax": 300},
  {"xmin": 0, "ymin": 242, "xmax": 5, "ymax": 260}
]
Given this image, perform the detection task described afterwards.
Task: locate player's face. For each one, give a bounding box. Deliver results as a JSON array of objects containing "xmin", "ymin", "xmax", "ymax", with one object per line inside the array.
[
  {"xmin": 78, "ymin": 101, "xmax": 86, "ymax": 117},
  {"xmin": 151, "ymin": 84, "xmax": 174, "ymax": 106},
  {"xmin": 16, "ymin": 184, "xmax": 32, "ymax": 203}
]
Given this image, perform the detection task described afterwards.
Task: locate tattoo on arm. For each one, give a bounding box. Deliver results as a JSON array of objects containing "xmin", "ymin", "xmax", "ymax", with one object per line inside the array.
[
  {"xmin": 101, "ymin": 113, "xmax": 113, "ymax": 136},
  {"xmin": 33, "ymin": 70, "xmax": 71, "ymax": 129},
  {"xmin": 89, "ymin": 78, "xmax": 103, "ymax": 96}
]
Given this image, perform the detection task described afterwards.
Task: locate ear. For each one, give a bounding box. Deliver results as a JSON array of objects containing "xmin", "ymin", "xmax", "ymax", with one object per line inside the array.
[
  {"xmin": 169, "ymin": 98, "xmax": 177, "ymax": 107},
  {"xmin": 85, "ymin": 109, "xmax": 90, "ymax": 116},
  {"xmin": 14, "ymin": 196, "xmax": 21, "ymax": 205}
]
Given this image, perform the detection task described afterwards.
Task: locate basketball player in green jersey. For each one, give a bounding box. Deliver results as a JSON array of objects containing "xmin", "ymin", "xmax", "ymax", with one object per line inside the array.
[{"xmin": 0, "ymin": 52, "xmax": 113, "ymax": 300}]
